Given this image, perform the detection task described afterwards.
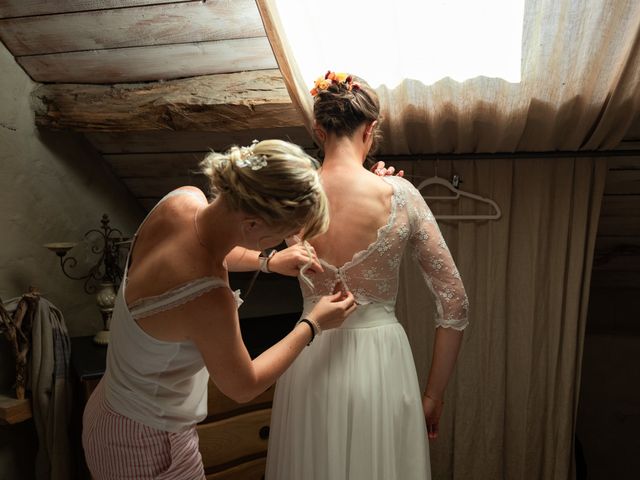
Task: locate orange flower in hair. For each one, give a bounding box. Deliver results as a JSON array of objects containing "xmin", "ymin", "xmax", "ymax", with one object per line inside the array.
[
  {"xmin": 328, "ymin": 71, "xmax": 348, "ymax": 83},
  {"xmin": 311, "ymin": 70, "xmax": 361, "ymax": 96},
  {"xmin": 310, "ymin": 76, "xmax": 331, "ymax": 96}
]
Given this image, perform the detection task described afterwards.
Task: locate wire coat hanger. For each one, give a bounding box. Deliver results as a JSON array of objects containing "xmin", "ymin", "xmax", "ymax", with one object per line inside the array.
[{"xmin": 416, "ymin": 160, "xmax": 502, "ymax": 221}]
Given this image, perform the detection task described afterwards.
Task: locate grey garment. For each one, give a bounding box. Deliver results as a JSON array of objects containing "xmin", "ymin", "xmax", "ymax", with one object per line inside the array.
[{"xmin": 30, "ymin": 297, "xmax": 72, "ymax": 480}]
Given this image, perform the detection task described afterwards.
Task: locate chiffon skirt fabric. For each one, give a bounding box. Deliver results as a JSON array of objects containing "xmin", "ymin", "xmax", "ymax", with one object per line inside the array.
[{"xmin": 266, "ymin": 302, "xmax": 431, "ymax": 480}]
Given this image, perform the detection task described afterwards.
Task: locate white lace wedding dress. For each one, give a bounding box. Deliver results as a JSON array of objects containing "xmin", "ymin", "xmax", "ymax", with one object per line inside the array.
[{"xmin": 265, "ymin": 176, "xmax": 469, "ymax": 480}]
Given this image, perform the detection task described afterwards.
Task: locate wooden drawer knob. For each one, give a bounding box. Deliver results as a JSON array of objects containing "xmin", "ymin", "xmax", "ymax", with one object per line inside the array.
[{"xmin": 259, "ymin": 426, "xmax": 270, "ymax": 440}]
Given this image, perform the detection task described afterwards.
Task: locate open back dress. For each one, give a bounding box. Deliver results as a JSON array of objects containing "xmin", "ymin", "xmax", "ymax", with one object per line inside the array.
[{"xmin": 265, "ymin": 175, "xmax": 469, "ymax": 480}]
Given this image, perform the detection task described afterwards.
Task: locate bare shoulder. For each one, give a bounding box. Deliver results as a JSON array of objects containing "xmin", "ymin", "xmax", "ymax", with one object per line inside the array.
[
  {"xmin": 173, "ymin": 185, "xmax": 207, "ymax": 198},
  {"xmin": 373, "ymin": 170, "xmax": 397, "ymax": 195},
  {"xmin": 126, "ymin": 187, "xmax": 219, "ymax": 302},
  {"xmin": 140, "ymin": 187, "xmax": 207, "ymax": 240},
  {"xmin": 160, "ymin": 187, "xmax": 207, "ymax": 213},
  {"xmin": 356, "ymin": 169, "xmax": 395, "ymax": 202},
  {"xmin": 323, "ymin": 168, "xmax": 393, "ymax": 198}
]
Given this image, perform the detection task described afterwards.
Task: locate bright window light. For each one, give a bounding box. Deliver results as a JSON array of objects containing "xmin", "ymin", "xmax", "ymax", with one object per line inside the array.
[{"xmin": 275, "ymin": 0, "xmax": 525, "ymax": 89}]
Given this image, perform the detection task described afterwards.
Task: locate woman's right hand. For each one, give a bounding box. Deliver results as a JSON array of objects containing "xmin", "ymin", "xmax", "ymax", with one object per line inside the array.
[
  {"xmin": 306, "ymin": 289, "xmax": 357, "ymax": 331},
  {"xmin": 268, "ymin": 243, "xmax": 323, "ymax": 276}
]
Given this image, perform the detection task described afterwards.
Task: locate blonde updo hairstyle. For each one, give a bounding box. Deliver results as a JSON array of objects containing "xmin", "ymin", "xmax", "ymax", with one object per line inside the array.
[{"xmin": 200, "ymin": 139, "xmax": 328, "ymax": 244}]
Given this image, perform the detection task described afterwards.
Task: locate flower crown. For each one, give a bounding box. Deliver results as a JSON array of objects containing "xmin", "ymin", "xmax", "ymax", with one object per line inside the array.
[
  {"xmin": 310, "ymin": 71, "xmax": 361, "ymax": 97},
  {"xmin": 235, "ymin": 140, "xmax": 268, "ymax": 170}
]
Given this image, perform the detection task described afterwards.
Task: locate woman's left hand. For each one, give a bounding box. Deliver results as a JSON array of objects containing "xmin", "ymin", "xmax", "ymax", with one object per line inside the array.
[
  {"xmin": 422, "ymin": 394, "xmax": 444, "ymax": 440},
  {"xmin": 267, "ymin": 244, "xmax": 323, "ymax": 277},
  {"xmin": 370, "ymin": 161, "xmax": 404, "ymax": 177}
]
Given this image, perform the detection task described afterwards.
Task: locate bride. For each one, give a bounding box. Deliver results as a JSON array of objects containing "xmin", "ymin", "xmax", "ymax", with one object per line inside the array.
[{"xmin": 264, "ymin": 72, "xmax": 470, "ymax": 480}]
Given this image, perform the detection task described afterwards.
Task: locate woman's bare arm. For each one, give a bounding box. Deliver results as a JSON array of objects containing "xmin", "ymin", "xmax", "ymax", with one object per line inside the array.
[
  {"xmin": 225, "ymin": 245, "xmax": 323, "ymax": 276},
  {"xmin": 184, "ymin": 287, "xmax": 354, "ymax": 403},
  {"xmin": 425, "ymin": 328, "xmax": 464, "ymax": 401},
  {"xmin": 225, "ymin": 246, "xmax": 261, "ymax": 272}
]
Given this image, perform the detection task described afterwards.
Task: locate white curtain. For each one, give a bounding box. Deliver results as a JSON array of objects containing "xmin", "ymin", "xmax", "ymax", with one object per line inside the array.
[
  {"xmin": 393, "ymin": 157, "xmax": 606, "ymax": 479},
  {"xmin": 258, "ymin": 0, "xmax": 640, "ymax": 154}
]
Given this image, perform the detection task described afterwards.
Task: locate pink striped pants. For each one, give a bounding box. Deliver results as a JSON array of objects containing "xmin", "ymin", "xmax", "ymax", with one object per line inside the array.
[{"xmin": 82, "ymin": 380, "xmax": 205, "ymax": 479}]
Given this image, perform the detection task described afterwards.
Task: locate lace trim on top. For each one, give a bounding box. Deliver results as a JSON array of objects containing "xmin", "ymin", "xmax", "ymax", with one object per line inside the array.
[
  {"xmin": 320, "ymin": 178, "xmax": 399, "ymax": 272},
  {"xmin": 438, "ymin": 317, "xmax": 469, "ymax": 331},
  {"xmin": 128, "ymin": 277, "xmax": 242, "ymax": 320}
]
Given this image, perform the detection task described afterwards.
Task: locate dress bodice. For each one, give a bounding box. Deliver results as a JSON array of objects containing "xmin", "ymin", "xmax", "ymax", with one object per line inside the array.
[{"xmin": 299, "ymin": 176, "xmax": 469, "ymax": 330}]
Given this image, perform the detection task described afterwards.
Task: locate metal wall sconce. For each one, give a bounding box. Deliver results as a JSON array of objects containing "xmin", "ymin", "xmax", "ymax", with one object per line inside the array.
[{"xmin": 44, "ymin": 214, "xmax": 130, "ymax": 345}]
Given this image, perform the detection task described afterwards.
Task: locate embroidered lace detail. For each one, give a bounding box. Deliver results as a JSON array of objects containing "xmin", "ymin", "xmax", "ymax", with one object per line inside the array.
[
  {"xmin": 128, "ymin": 277, "xmax": 239, "ymax": 320},
  {"xmin": 299, "ymin": 176, "xmax": 469, "ymax": 329},
  {"xmin": 397, "ymin": 224, "xmax": 410, "ymax": 240}
]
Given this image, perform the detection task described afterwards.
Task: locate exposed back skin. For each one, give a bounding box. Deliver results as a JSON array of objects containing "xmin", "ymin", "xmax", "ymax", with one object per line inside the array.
[{"xmin": 310, "ymin": 167, "xmax": 393, "ymax": 268}]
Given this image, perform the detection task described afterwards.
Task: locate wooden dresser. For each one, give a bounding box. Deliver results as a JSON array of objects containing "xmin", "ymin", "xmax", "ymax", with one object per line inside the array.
[{"xmin": 199, "ymin": 382, "xmax": 274, "ymax": 479}]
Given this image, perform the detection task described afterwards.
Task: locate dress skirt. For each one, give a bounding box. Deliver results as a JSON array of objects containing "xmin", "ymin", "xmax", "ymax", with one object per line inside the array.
[{"xmin": 266, "ymin": 301, "xmax": 431, "ymax": 480}]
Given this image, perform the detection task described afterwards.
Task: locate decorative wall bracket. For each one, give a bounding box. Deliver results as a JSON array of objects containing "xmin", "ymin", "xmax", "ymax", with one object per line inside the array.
[{"xmin": 45, "ymin": 214, "xmax": 130, "ymax": 345}]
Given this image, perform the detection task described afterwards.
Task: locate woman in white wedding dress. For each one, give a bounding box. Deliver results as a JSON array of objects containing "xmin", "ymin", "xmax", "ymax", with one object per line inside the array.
[{"xmin": 265, "ymin": 73, "xmax": 469, "ymax": 480}]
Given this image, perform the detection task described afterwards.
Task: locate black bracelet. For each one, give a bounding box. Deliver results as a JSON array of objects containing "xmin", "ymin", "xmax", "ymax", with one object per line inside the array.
[{"xmin": 298, "ymin": 318, "xmax": 315, "ymax": 345}]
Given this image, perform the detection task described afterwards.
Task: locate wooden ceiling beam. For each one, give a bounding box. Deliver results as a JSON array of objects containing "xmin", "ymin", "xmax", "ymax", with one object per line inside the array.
[{"xmin": 32, "ymin": 69, "xmax": 304, "ymax": 132}]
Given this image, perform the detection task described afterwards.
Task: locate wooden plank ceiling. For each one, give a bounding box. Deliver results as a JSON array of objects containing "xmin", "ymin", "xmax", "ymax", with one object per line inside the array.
[
  {"xmin": 0, "ymin": 0, "xmax": 274, "ymax": 83},
  {"xmin": 0, "ymin": 0, "xmax": 311, "ymax": 208},
  {"xmin": 0, "ymin": 0, "xmax": 638, "ymax": 285}
]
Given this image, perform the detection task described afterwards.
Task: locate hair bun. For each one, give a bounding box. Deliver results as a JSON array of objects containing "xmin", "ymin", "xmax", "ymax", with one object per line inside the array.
[
  {"xmin": 200, "ymin": 139, "xmax": 329, "ymax": 241},
  {"xmin": 312, "ymin": 73, "xmax": 381, "ymax": 146}
]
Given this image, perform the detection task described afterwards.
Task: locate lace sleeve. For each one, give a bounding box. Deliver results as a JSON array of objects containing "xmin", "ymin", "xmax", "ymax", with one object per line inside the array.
[{"xmin": 406, "ymin": 184, "xmax": 469, "ymax": 330}]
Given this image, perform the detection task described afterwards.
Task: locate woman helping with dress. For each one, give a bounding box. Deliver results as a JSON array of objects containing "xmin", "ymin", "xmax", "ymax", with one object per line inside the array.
[
  {"xmin": 265, "ymin": 73, "xmax": 469, "ymax": 479},
  {"xmin": 81, "ymin": 139, "xmax": 357, "ymax": 479}
]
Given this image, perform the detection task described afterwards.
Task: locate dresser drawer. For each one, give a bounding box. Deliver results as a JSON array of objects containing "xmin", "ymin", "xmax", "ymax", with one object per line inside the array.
[
  {"xmin": 207, "ymin": 382, "xmax": 274, "ymax": 418},
  {"xmin": 198, "ymin": 408, "xmax": 271, "ymax": 468},
  {"xmin": 205, "ymin": 457, "xmax": 266, "ymax": 480}
]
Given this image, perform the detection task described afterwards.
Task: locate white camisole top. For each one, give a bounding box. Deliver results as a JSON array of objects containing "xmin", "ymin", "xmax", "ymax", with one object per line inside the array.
[{"xmin": 102, "ymin": 190, "xmax": 242, "ymax": 433}]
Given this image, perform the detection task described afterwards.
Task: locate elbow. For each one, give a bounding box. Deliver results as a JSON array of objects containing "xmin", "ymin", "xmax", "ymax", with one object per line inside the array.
[
  {"xmin": 228, "ymin": 390, "xmax": 257, "ymax": 404},
  {"xmin": 211, "ymin": 365, "xmax": 263, "ymax": 404},
  {"xmin": 221, "ymin": 379, "xmax": 261, "ymax": 404}
]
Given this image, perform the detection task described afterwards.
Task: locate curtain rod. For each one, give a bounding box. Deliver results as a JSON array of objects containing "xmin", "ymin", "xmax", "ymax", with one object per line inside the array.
[{"xmin": 373, "ymin": 149, "xmax": 640, "ymax": 161}]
